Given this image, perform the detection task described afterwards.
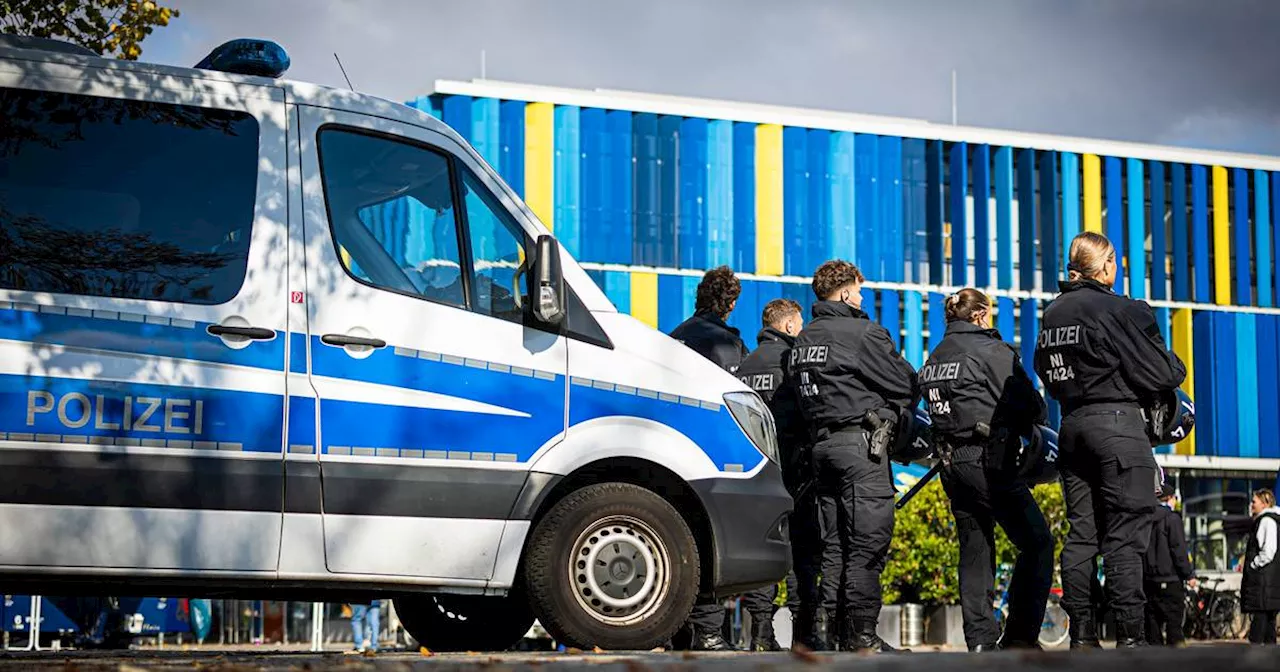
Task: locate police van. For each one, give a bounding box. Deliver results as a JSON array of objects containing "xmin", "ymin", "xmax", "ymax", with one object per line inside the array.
[{"xmin": 0, "ymin": 36, "xmax": 792, "ymax": 651}]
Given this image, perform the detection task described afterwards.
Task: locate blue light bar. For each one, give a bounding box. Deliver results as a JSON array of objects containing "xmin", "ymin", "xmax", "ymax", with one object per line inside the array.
[{"xmin": 195, "ymin": 39, "xmax": 289, "ymax": 78}]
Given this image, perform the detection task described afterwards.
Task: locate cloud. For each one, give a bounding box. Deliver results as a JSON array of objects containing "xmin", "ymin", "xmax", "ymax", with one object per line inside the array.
[{"xmin": 146, "ymin": 0, "xmax": 1280, "ymax": 155}]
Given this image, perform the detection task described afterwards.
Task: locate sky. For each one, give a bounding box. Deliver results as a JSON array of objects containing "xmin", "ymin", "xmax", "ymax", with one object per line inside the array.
[{"xmin": 139, "ymin": 0, "xmax": 1280, "ymax": 155}]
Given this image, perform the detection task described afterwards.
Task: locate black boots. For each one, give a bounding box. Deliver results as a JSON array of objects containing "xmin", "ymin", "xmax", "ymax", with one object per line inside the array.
[
  {"xmin": 1114, "ymin": 619, "xmax": 1147, "ymax": 649},
  {"xmin": 749, "ymin": 612, "xmax": 781, "ymax": 651},
  {"xmin": 793, "ymin": 606, "xmax": 826, "ymax": 651},
  {"xmin": 689, "ymin": 628, "xmax": 733, "ymax": 651},
  {"xmin": 849, "ymin": 615, "xmax": 903, "ymax": 653},
  {"xmin": 1069, "ymin": 611, "xmax": 1103, "ymax": 649}
]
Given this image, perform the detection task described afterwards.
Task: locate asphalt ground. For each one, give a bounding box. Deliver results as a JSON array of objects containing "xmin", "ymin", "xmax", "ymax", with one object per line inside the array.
[{"xmin": 1, "ymin": 644, "xmax": 1277, "ymax": 671}]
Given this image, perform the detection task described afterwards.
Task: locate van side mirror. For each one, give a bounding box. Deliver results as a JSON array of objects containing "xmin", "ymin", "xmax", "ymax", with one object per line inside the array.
[{"xmin": 532, "ymin": 235, "xmax": 565, "ymax": 326}]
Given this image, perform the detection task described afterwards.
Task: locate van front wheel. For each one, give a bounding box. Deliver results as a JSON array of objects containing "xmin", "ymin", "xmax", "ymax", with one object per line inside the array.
[
  {"xmin": 523, "ymin": 482, "xmax": 700, "ymax": 650},
  {"xmin": 393, "ymin": 592, "xmax": 534, "ymax": 652}
]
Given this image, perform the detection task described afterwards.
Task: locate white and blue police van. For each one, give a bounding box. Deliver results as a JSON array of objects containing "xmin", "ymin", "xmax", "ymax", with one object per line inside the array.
[{"xmin": 0, "ymin": 36, "xmax": 792, "ymax": 651}]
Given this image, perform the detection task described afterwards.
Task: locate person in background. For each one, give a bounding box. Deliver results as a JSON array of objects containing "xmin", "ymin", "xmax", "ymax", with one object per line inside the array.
[
  {"xmin": 1243, "ymin": 488, "xmax": 1280, "ymax": 645},
  {"xmin": 1033, "ymin": 232, "xmax": 1186, "ymax": 648},
  {"xmin": 735, "ymin": 298, "xmax": 811, "ymax": 651},
  {"xmin": 920, "ymin": 288, "xmax": 1052, "ymax": 652},
  {"xmin": 1143, "ymin": 483, "xmax": 1194, "ymax": 646},
  {"xmin": 789, "ymin": 260, "xmax": 919, "ymax": 653},
  {"xmin": 349, "ymin": 600, "xmax": 381, "ymax": 654},
  {"xmin": 668, "ymin": 265, "xmax": 748, "ymax": 650}
]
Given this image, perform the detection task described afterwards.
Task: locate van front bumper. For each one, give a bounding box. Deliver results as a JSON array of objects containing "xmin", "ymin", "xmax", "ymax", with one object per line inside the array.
[{"xmin": 689, "ymin": 460, "xmax": 793, "ymax": 597}]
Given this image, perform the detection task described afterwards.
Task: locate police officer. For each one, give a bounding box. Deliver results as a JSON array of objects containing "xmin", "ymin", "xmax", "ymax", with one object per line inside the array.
[
  {"xmin": 920, "ymin": 288, "xmax": 1053, "ymax": 652},
  {"xmin": 1143, "ymin": 482, "xmax": 1193, "ymax": 646},
  {"xmin": 735, "ymin": 299, "xmax": 815, "ymax": 651},
  {"xmin": 790, "ymin": 260, "xmax": 919, "ymax": 653},
  {"xmin": 668, "ymin": 265, "xmax": 747, "ymax": 650},
  {"xmin": 1033, "ymin": 232, "xmax": 1187, "ymax": 648}
]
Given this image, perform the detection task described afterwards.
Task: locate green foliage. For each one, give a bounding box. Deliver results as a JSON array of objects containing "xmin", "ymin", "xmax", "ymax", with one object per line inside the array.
[
  {"xmin": 0, "ymin": 0, "xmax": 179, "ymax": 60},
  {"xmin": 881, "ymin": 478, "xmax": 1068, "ymax": 605}
]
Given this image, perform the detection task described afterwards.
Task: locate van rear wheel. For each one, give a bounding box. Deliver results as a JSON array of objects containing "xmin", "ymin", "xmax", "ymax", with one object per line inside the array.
[
  {"xmin": 394, "ymin": 591, "xmax": 534, "ymax": 652},
  {"xmin": 523, "ymin": 482, "xmax": 699, "ymax": 650}
]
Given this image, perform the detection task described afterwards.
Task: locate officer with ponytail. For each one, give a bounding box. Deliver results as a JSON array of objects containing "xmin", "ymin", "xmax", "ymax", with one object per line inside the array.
[
  {"xmin": 1033, "ymin": 232, "xmax": 1187, "ymax": 649},
  {"xmin": 920, "ymin": 288, "xmax": 1053, "ymax": 652}
]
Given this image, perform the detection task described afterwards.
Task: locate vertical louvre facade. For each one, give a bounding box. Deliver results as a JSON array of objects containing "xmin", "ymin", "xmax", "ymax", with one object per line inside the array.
[{"xmin": 417, "ymin": 84, "xmax": 1280, "ymax": 460}]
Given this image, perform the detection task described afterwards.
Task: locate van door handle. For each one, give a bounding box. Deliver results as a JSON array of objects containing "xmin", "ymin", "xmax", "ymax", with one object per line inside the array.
[
  {"xmin": 321, "ymin": 334, "xmax": 387, "ymax": 348},
  {"xmin": 206, "ymin": 325, "xmax": 276, "ymax": 340}
]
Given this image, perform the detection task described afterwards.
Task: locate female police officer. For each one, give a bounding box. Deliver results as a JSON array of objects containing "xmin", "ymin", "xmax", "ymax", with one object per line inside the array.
[
  {"xmin": 1033, "ymin": 232, "xmax": 1186, "ymax": 648},
  {"xmin": 921, "ymin": 288, "xmax": 1053, "ymax": 652}
]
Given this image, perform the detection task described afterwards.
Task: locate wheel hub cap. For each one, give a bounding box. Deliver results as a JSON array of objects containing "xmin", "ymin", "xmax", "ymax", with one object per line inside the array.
[{"xmin": 570, "ymin": 515, "xmax": 671, "ymax": 626}]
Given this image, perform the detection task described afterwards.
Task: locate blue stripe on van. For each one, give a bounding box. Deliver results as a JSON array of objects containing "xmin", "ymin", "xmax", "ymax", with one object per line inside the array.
[
  {"xmin": 0, "ymin": 306, "xmax": 286, "ymax": 372},
  {"xmin": 0, "ymin": 373, "xmax": 283, "ymax": 453}
]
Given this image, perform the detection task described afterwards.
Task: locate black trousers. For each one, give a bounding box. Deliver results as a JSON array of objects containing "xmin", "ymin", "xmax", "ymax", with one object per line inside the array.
[
  {"xmin": 790, "ymin": 484, "xmax": 823, "ymax": 623},
  {"xmin": 1058, "ymin": 405, "xmax": 1158, "ymax": 629},
  {"xmin": 687, "ymin": 600, "xmax": 724, "ymax": 632},
  {"xmin": 941, "ymin": 454, "xmax": 1054, "ymax": 649},
  {"xmin": 1248, "ymin": 610, "xmax": 1278, "ymax": 645},
  {"xmin": 741, "ymin": 572, "xmax": 799, "ymax": 623},
  {"xmin": 812, "ymin": 429, "xmax": 894, "ymax": 622},
  {"xmin": 1142, "ymin": 581, "xmax": 1186, "ymax": 645}
]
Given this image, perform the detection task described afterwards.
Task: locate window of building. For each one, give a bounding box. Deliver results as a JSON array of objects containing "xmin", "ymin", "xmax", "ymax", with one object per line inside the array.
[{"xmin": 0, "ymin": 87, "xmax": 259, "ymax": 304}]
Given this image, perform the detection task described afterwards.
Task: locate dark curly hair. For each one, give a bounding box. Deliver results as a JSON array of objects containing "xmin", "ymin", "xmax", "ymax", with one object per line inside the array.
[
  {"xmin": 811, "ymin": 260, "xmax": 865, "ymax": 300},
  {"xmin": 695, "ymin": 266, "xmax": 741, "ymax": 319}
]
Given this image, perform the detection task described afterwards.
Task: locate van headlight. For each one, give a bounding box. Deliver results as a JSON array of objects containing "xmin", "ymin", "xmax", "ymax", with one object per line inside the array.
[{"xmin": 724, "ymin": 391, "xmax": 779, "ymax": 465}]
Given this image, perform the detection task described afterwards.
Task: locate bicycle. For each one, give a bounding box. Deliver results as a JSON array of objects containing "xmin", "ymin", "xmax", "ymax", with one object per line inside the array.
[
  {"xmin": 993, "ymin": 563, "xmax": 1071, "ymax": 647},
  {"xmin": 1183, "ymin": 576, "xmax": 1244, "ymax": 640}
]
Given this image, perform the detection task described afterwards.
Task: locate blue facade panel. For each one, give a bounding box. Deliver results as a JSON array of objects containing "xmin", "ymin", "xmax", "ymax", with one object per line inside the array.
[
  {"xmin": 579, "ymin": 108, "xmax": 606, "ymax": 263},
  {"xmin": 783, "ymin": 127, "xmax": 809, "ymax": 276},
  {"xmin": 442, "ymin": 95, "xmax": 472, "ymax": 142},
  {"xmin": 926, "ymin": 141, "xmax": 946, "ymax": 285},
  {"xmin": 604, "ymin": 271, "xmax": 631, "ymax": 314},
  {"xmin": 471, "ymin": 97, "xmax": 501, "ymax": 169},
  {"xmin": 499, "ymin": 100, "xmax": 526, "ymax": 196},
  {"xmin": 855, "ymin": 135, "xmax": 880, "ymax": 277},
  {"xmin": 1260, "ymin": 315, "xmax": 1280, "ymax": 458},
  {"xmin": 809, "ymin": 129, "xmax": 833, "ymax": 275},
  {"xmin": 731, "ymin": 280, "xmax": 761, "ymax": 349},
  {"xmin": 605, "ymin": 111, "xmax": 634, "ymax": 264},
  {"xmin": 1192, "ymin": 165, "xmax": 1211, "ymax": 303},
  {"xmin": 1237, "ymin": 313, "xmax": 1259, "ymax": 457},
  {"xmin": 1257, "ymin": 170, "xmax": 1272, "ymax": 307},
  {"xmin": 553, "ymin": 106, "xmax": 581, "ymax": 257},
  {"xmin": 997, "ymin": 297, "xmax": 1016, "ymax": 347},
  {"xmin": 1193, "ymin": 311, "xmax": 1217, "ymax": 455},
  {"xmin": 1151, "ymin": 161, "xmax": 1168, "ymax": 300},
  {"xmin": 830, "ymin": 132, "xmax": 857, "ymax": 265},
  {"xmin": 1214, "ymin": 312, "xmax": 1239, "ymax": 456},
  {"xmin": 1105, "ymin": 156, "xmax": 1125, "ymax": 295},
  {"xmin": 707, "ymin": 120, "xmax": 734, "ymax": 268},
  {"xmin": 1172, "ymin": 163, "xmax": 1190, "ymax": 301},
  {"xmin": 657, "ymin": 116, "xmax": 680, "ymax": 268},
  {"xmin": 903, "ymin": 139, "xmax": 927, "ymax": 283},
  {"xmin": 995, "ymin": 146, "xmax": 1015, "ymax": 289},
  {"xmin": 1019, "ymin": 299, "xmax": 1039, "ymax": 385},
  {"xmin": 732, "ymin": 123, "xmax": 757, "ymax": 274},
  {"xmin": 657, "ymin": 274, "xmax": 684, "ymax": 334},
  {"xmin": 1040, "ymin": 151, "xmax": 1060, "ymax": 290},
  {"xmin": 905, "ymin": 291, "xmax": 924, "ymax": 367},
  {"xmin": 928, "ymin": 292, "xmax": 947, "ymax": 354},
  {"xmin": 1126, "ymin": 158, "xmax": 1145, "ymax": 299},
  {"xmin": 1017, "ymin": 149, "xmax": 1037, "ymax": 291},
  {"xmin": 633, "ymin": 113, "xmax": 661, "ymax": 266},
  {"xmin": 973, "ymin": 144, "xmax": 992, "ymax": 287},
  {"xmin": 1233, "ymin": 168, "xmax": 1252, "ymax": 305},
  {"xmin": 1061, "ymin": 152, "xmax": 1081, "ymax": 274},
  {"xmin": 678, "ymin": 117, "xmax": 710, "ymax": 270},
  {"xmin": 950, "ymin": 142, "xmax": 969, "ymax": 286},
  {"xmin": 880, "ymin": 136, "xmax": 905, "ymax": 283},
  {"xmin": 881, "ymin": 290, "xmax": 901, "ymax": 349}
]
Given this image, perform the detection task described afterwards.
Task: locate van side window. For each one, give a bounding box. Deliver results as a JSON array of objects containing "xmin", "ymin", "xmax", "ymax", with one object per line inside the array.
[
  {"xmin": 318, "ymin": 128, "xmax": 467, "ymax": 308},
  {"xmin": 0, "ymin": 87, "xmax": 258, "ymax": 304},
  {"xmin": 460, "ymin": 171, "xmax": 529, "ymax": 324}
]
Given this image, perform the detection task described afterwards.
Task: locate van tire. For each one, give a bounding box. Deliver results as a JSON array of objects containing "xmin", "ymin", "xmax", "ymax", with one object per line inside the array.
[
  {"xmin": 393, "ymin": 592, "xmax": 534, "ymax": 652},
  {"xmin": 523, "ymin": 482, "xmax": 699, "ymax": 650}
]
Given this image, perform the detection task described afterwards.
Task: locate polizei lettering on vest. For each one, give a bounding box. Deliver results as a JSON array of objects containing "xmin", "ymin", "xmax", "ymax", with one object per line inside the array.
[
  {"xmin": 919, "ymin": 361, "xmax": 962, "ymax": 383},
  {"xmin": 26, "ymin": 391, "xmax": 205, "ymax": 435},
  {"xmin": 1037, "ymin": 324, "xmax": 1083, "ymax": 349}
]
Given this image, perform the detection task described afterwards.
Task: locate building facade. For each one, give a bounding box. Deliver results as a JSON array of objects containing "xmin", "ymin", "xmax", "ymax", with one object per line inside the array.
[{"xmin": 412, "ymin": 80, "xmax": 1280, "ymax": 570}]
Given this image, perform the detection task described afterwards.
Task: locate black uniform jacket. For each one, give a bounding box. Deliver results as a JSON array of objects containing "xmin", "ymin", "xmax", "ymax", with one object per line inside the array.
[
  {"xmin": 1144, "ymin": 505, "xmax": 1193, "ymax": 583},
  {"xmin": 789, "ymin": 301, "xmax": 919, "ymax": 435},
  {"xmin": 669, "ymin": 310, "xmax": 749, "ymax": 374},
  {"xmin": 919, "ymin": 320, "xmax": 1047, "ymax": 443},
  {"xmin": 1033, "ymin": 279, "xmax": 1186, "ymax": 415}
]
